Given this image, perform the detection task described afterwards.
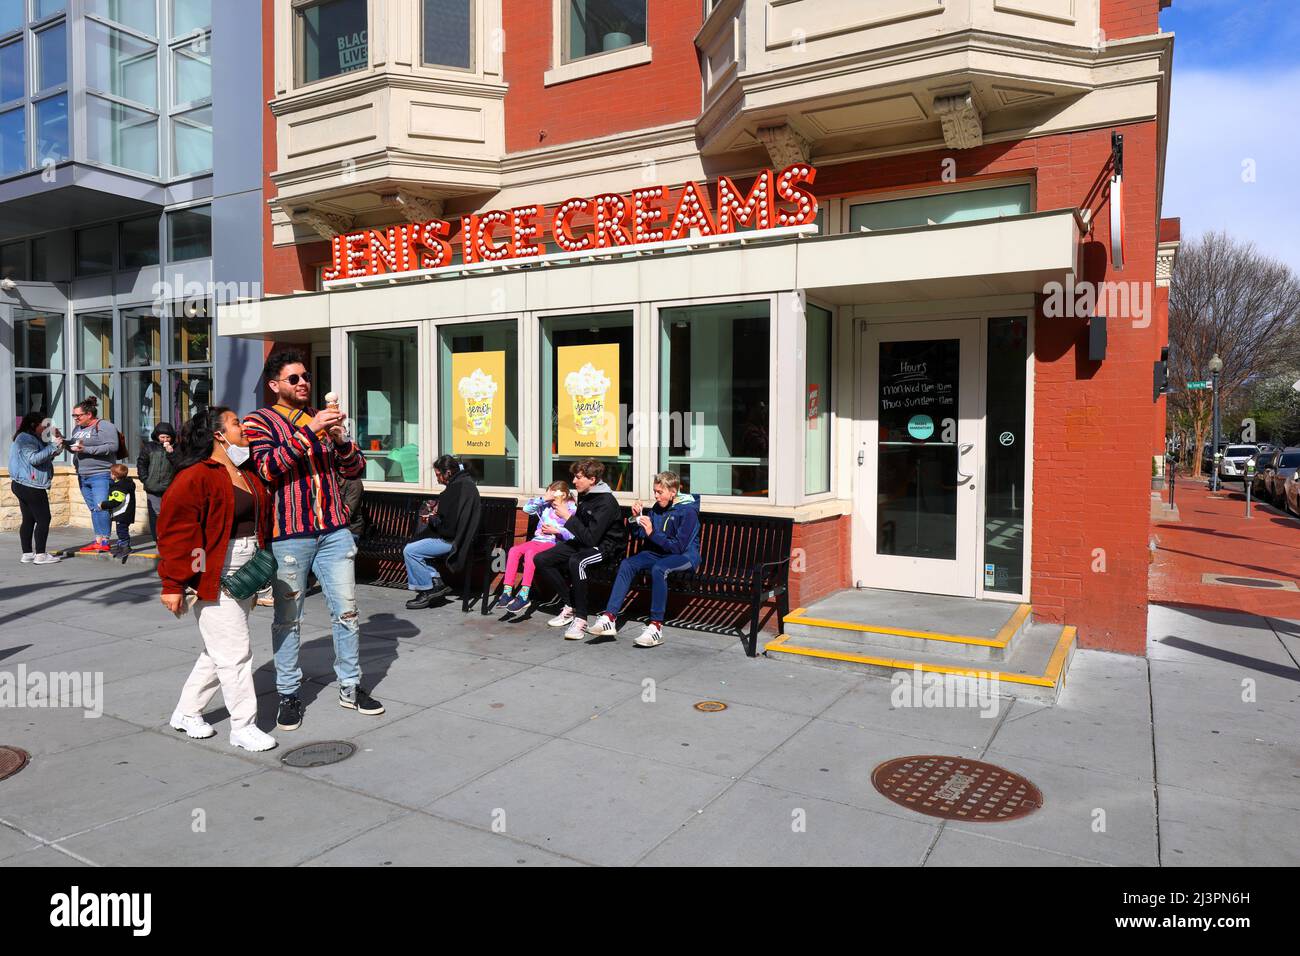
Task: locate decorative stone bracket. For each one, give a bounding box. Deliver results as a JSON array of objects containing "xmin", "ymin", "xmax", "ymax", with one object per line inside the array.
[
  {"xmin": 933, "ymin": 91, "xmax": 984, "ymax": 150},
  {"xmin": 756, "ymin": 124, "xmax": 811, "ymax": 169},
  {"xmin": 288, "ymin": 206, "xmax": 355, "ymax": 241},
  {"xmin": 381, "ymin": 190, "xmax": 446, "ymax": 223}
]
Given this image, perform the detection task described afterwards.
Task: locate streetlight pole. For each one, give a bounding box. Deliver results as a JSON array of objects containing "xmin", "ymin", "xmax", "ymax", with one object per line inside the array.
[{"xmin": 1209, "ymin": 353, "xmax": 1224, "ymax": 492}]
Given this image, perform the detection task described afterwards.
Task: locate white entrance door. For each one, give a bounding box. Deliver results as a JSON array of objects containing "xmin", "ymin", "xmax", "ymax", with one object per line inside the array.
[{"xmin": 856, "ymin": 319, "xmax": 980, "ymax": 597}]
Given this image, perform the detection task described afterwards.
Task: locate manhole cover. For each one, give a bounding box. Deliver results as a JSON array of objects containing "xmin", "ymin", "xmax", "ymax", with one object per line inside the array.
[
  {"xmin": 694, "ymin": 700, "xmax": 728, "ymax": 712},
  {"xmin": 0, "ymin": 746, "xmax": 30, "ymax": 781},
  {"xmin": 871, "ymin": 755, "xmax": 1043, "ymax": 822},
  {"xmin": 281, "ymin": 741, "xmax": 357, "ymax": 768}
]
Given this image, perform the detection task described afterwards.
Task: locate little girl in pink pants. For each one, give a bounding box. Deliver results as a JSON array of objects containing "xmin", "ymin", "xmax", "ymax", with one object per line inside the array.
[{"xmin": 499, "ymin": 481, "xmax": 574, "ymax": 616}]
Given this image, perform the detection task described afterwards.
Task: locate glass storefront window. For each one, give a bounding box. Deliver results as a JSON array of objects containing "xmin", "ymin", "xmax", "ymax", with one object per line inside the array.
[
  {"xmin": 541, "ymin": 311, "xmax": 634, "ymax": 491},
  {"xmin": 123, "ymin": 306, "xmax": 161, "ymax": 366},
  {"xmin": 423, "ymin": 0, "xmax": 472, "ymax": 70},
  {"xmin": 168, "ymin": 204, "xmax": 211, "ymax": 260},
  {"xmin": 171, "ymin": 307, "xmax": 211, "ymax": 363},
  {"xmin": 0, "ymin": 239, "xmax": 24, "ymax": 279},
  {"xmin": 87, "ymin": 95, "xmax": 159, "ymax": 174},
  {"xmin": 35, "ymin": 20, "xmax": 65, "ymax": 90},
  {"xmin": 15, "ymin": 309, "xmax": 63, "ymax": 367},
  {"xmin": 31, "ymin": 236, "xmax": 49, "ymax": 280},
  {"xmin": 34, "ymin": 93, "xmax": 68, "ymax": 165},
  {"xmin": 297, "ymin": 0, "xmax": 368, "ymax": 85},
  {"xmin": 172, "ymin": 105, "xmax": 211, "ymax": 175},
  {"xmin": 76, "ymin": 373, "xmax": 114, "ymax": 423},
  {"xmin": 172, "ymin": 0, "xmax": 211, "ymax": 37},
  {"xmin": 35, "ymin": 1, "xmax": 67, "ymax": 19},
  {"xmin": 438, "ymin": 319, "xmax": 517, "ymax": 487},
  {"xmin": 86, "ymin": 0, "xmax": 157, "ymax": 37},
  {"xmin": 0, "ymin": 2, "xmax": 19, "ymax": 36},
  {"xmin": 76, "ymin": 225, "xmax": 115, "ymax": 275},
  {"xmin": 0, "ymin": 105, "xmax": 23, "ymax": 175},
  {"xmin": 16, "ymin": 371, "xmax": 66, "ymax": 426},
  {"xmin": 122, "ymin": 369, "xmax": 163, "ymax": 458},
  {"xmin": 805, "ymin": 303, "xmax": 832, "ymax": 495},
  {"xmin": 983, "ymin": 316, "xmax": 1028, "ymax": 594},
  {"xmin": 120, "ymin": 215, "xmax": 160, "ymax": 269},
  {"xmin": 565, "ymin": 0, "xmax": 646, "ymax": 62},
  {"xmin": 77, "ymin": 312, "xmax": 114, "ymax": 369},
  {"xmin": 85, "ymin": 21, "xmax": 159, "ymax": 107},
  {"xmin": 172, "ymin": 39, "xmax": 210, "ymax": 105},
  {"xmin": 171, "ymin": 366, "xmax": 211, "ymax": 424},
  {"xmin": 659, "ymin": 301, "xmax": 770, "ymax": 497},
  {"xmin": 849, "ymin": 185, "xmax": 1031, "ymax": 232},
  {"xmin": 350, "ymin": 328, "xmax": 419, "ymax": 484},
  {"xmin": 0, "ymin": 38, "xmax": 20, "ymax": 104}
]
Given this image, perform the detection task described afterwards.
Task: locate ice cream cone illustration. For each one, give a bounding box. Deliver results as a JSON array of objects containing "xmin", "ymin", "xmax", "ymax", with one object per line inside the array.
[
  {"xmin": 564, "ymin": 362, "xmax": 612, "ymax": 437},
  {"xmin": 457, "ymin": 368, "xmax": 499, "ymax": 437}
]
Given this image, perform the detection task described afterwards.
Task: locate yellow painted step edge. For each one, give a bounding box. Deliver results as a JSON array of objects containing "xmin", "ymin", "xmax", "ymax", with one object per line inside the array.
[
  {"xmin": 784, "ymin": 602, "xmax": 1031, "ymax": 649},
  {"xmin": 764, "ymin": 624, "xmax": 1076, "ymax": 690}
]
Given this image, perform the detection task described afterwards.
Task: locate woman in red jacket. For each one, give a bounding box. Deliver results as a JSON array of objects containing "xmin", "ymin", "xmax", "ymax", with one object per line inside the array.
[{"xmin": 157, "ymin": 406, "xmax": 278, "ymax": 752}]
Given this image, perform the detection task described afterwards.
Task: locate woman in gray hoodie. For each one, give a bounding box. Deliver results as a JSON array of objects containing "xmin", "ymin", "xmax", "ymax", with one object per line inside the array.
[
  {"xmin": 7, "ymin": 412, "xmax": 64, "ymax": 563},
  {"xmin": 68, "ymin": 396, "xmax": 123, "ymax": 553}
]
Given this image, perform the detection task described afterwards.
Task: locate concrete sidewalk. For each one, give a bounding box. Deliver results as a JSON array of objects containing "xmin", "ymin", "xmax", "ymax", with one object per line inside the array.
[{"xmin": 0, "ymin": 534, "xmax": 1296, "ymax": 867}]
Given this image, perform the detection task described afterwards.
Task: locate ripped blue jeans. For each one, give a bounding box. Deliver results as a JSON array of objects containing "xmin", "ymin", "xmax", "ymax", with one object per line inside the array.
[{"xmin": 270, "ymin": 528, "xmax": 361, "ymax": 696}]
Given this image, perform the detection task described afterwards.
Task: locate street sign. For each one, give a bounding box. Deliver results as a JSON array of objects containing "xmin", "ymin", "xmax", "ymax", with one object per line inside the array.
[{"xmin": 1186, "ymin": 381, "xmax": 1211, "ymax": 390}]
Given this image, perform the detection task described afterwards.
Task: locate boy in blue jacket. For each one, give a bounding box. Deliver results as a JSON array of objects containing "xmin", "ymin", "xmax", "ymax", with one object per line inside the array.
[{"xmin": 587, "ymin": 471, "xmax": 699, "ymax": 647}]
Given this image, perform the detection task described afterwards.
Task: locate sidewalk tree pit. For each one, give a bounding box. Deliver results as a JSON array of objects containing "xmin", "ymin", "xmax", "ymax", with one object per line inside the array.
[{"xmin": 871, "ymin": 755, "xmax": 1043, "ymax": 822}]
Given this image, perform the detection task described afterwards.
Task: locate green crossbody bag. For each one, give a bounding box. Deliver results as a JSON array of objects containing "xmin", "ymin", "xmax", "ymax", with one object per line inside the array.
[{"xmin": 220, "ymin": 482, "xmax": 278, "ymax": 601}]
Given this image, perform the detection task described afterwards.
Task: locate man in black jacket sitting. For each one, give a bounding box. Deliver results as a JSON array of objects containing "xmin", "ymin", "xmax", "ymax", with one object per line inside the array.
[
  {"xmin": 404, "ymin": 455, "xmax": 482, "ymax": 609},
  {"xmin": 534, "ymin": 458, "xmax": 626, "ymax": 640}
]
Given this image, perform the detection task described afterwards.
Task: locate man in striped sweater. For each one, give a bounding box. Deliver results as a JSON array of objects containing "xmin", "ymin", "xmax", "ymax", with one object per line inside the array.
[{"xmin": 244, "ymin": 350, "xmax": 385, "ymax": 732}]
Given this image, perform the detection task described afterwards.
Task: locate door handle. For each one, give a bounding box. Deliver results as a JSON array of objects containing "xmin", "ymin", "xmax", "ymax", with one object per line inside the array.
[{"xmin": 956, "ymin": 443, "xmax": 974, "ymax": 483}]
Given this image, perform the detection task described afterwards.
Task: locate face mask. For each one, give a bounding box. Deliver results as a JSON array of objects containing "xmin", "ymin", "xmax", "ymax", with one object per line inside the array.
[{"xmin": 219, "ymin": 437, "xmax": 250, "ymax": 467}]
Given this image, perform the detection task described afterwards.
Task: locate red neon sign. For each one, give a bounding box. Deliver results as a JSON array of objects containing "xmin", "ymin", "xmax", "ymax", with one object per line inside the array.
[{"xmin": 323, "ymin": 165, "xmax": 817, "ymax": 282}]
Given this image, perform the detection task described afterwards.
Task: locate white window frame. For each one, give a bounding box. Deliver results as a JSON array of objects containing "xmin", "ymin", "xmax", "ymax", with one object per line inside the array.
[
  {"xmin": 292, "ymin": 0, "xmax": 370, "ymax": 90},
  {"xmin": 545, "ymin": 0, "xmax": 651, "ymax": 87},
  {"xmin": 841, "ymin": 176, "xmax": 1038, "ymax": 233},
  {"xmin": 418, "ymin": 0, "xmax": 476, "ymax": 74}
]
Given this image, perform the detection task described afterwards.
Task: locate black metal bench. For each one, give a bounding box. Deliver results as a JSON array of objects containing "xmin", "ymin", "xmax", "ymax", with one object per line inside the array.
[
  {"xmin": 354, "ymin": 490, "xmax": 518, "ymax": 614},
  {"xmin": 514, "ymin": 505, "xmax": 793, "ymax": 657}
]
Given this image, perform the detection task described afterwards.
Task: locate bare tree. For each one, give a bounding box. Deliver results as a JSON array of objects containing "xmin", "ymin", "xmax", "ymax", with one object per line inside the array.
[{"xmin": 1167, "ymin": 231, "xmax": 1300, "ymax": 476}]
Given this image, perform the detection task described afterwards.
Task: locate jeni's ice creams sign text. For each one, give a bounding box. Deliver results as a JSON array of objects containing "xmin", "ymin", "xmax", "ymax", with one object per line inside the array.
[
  {"xmin": 558, "ymin": 345, "xmax": 619, "ymax": 457},
  {"xmin": 452, "ymin": 351, "xmax": 506, "ymax": 456},
  {"xmin": 323, "ymin": 165, "xmax": 818, "ymax": 281}
]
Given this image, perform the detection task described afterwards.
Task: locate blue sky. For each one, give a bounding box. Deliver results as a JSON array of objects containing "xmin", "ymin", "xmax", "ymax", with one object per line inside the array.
[{"xmin": 1160, "ymin": 0, "xmax": 1300, "ymax": 271}]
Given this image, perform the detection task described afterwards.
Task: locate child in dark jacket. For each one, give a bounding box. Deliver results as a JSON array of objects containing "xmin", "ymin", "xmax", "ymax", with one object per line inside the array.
[
  {"xmin": 99, "ymin": 463, "xmax": 137, "ymax": 561},
  {"xmin": 587, "ymin": 470, "xmax": 700, "ymax": 647}
]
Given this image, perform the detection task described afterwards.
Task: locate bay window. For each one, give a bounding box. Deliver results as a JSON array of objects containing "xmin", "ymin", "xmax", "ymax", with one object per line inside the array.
[{"xmin": 296, "ymin": 0, "xmax": 368, "ymax": 85}]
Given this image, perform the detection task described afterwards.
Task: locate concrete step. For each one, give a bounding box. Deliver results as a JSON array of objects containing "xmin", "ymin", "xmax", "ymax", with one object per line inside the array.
[
  {"xmin": 765, "ymin": 620, "xmax": 1076, "ymax": 705},
  {"xmin": 785, "ymin": 590, "xmax": 1031, "ymax": 662}
]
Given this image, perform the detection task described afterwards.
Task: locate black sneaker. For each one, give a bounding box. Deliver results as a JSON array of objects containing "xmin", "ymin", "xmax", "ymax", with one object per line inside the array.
[
  {"xmin": 276, "ymin": 694, "xmax": 303, "ymax": 731},
  {"xmin": 426, "ymin": 581, "xmax": 454, "ymax": 601},
  {"xmin": 339, "ymin": 685, "xmax": 385, "ymax": 715},
  {"xmin": 405, "ymin": 589, "xmax": 436, "ymax": 610}
]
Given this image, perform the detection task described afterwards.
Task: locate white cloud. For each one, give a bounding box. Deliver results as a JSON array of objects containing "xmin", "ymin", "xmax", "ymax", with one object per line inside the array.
[{"xmin": 1165, "ymin": 68, "xmax": 1300, "ymax": 272}]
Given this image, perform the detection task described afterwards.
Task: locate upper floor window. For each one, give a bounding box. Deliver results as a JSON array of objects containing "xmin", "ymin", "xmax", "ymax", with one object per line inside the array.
[
  {"xmin": 848, "ymin": 184, "xmax": 1032, "ymax": 232},
  {"xmin": 86, "ymin": 0, "xmax": 158, "ymax": 37},
  {"xmin": 168, "ymin": 203, "xmax": 211, "ymax": 261},
  {"xmin": 423, "ymin": 0, "xmax": 472, "ymax": 70},
  {"xmin": 564, "ymin": 0, "xmax": 646, "ymax": 63},
  {"xmin": 171, "ymin": 0, "xmax": 211, "ymax": 38},
  {"xmin": 296, "ymin": 0, "xmax": 368, "ymax": 85}
]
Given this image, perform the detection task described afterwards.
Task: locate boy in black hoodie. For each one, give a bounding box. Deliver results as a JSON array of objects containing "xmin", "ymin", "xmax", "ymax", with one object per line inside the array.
[
  {"xmin": 99, "ymin": 463, "xmax": 137, "ymax": 561},
  {"xmin": 533, "ymin": 458, "xmax": 625, "ymax": 639}
]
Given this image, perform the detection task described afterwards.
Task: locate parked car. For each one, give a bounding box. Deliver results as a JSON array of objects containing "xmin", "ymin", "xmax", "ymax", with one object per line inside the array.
[
  {"xmin": 1218, "ymin": 444, "xmax": 1259, "ymax": 483},
  {"xmin": 1285, "ymin": 471, "xmax": 1300, "ymax": 516},
  {"xmin": 1265, "ymin": 448, "xmax": 1300, "ymax": 504}
]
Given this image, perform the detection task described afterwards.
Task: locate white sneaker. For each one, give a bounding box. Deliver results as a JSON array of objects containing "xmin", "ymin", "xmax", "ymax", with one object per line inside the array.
[
  {"xmin": 586, "ymin": 615, "xmax": 618, "ymax": 637},
  {"xmin": 170, "ymin": 709, "xmax": 215, "ymax": 739},
  {"xmin": 229, "ymin": 725, "xmax": 277, "ymax": 752},
  {"xmin": 33, "ymin": 553, "xmax": 62, "ymax": 565},
  {"xmin": 633, "ymin": 624, "xmax": 665, "ymax": 648},
  {"xmin": 20, "ymin": 553, "xmax": 35, "ymax": 563},
  {"xmin": 547, "ymin": 605, "xmax": 575, "ymax": 627},
  {"xmin": 563, "ymin": 618, "xmax": 588, "ymax": 641}
]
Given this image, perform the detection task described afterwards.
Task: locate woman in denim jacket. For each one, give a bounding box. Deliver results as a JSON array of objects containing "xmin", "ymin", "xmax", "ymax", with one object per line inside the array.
[{"xmin": 7, "ymin": 412, "xmax": 64, "ymax": 564}]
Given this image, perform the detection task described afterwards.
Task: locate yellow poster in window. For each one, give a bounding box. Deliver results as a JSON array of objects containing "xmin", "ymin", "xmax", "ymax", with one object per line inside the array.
[
  {"xmin": 558, "ymin": 343, "xmax": 619, "ymax": 457},
  {"xmin": 452, "ymin": 350, "xmax": 506, "ymax": 456}
]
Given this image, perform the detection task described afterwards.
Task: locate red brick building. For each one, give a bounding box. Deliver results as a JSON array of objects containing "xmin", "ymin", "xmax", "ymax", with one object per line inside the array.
[{"xmin": 231, "ymin": 0, "xmax": 1179, "ymax": 655}]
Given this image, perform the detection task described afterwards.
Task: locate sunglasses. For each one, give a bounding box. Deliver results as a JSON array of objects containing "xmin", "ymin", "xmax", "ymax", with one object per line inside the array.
[{"xmin": 278, "ymin": 372, "xmax": 312, "ymax": 386}]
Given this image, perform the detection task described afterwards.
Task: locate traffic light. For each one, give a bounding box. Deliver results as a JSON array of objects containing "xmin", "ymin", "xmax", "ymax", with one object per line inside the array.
[{"xmin": 1153, "ymin": 346, "xmax": 1170, "ymax": 402}]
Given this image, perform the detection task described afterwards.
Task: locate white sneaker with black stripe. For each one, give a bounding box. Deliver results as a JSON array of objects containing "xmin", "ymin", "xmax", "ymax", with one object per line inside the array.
[
  {"xmin": 633, "ymin": 623, "xmax": 664, "ymax": 648},
  {"xmin": 586, "ymin": 615, "xmax": 618, "ymax": 637},
  {"xmin": 547, "ymin": 605, "xmax": 575, "ymax": 627},
  {"xmin": 563, "ymin": 618, "xmax": 588, "ymax": 640}
]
